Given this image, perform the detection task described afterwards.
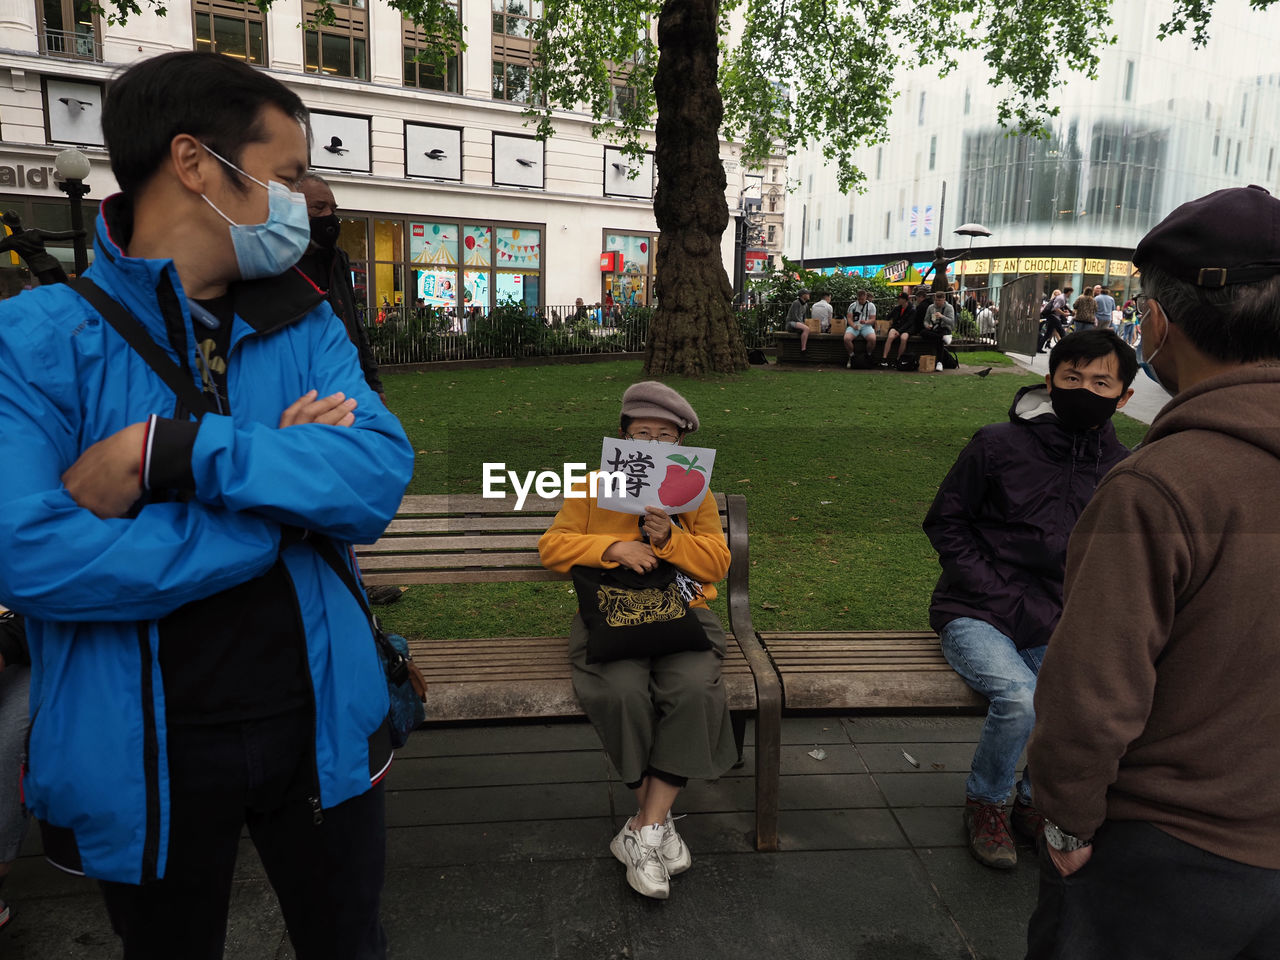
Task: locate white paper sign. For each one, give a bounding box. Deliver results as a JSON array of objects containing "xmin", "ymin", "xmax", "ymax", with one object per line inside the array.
[{"xmin": 595, "ymin": 438, "xmax": 716, "ymax": 515}]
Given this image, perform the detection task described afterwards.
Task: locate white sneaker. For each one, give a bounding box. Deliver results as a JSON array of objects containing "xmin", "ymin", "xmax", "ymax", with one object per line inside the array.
[
  {"xmin": 661, "ymin": 812, "xmax": 692, "ymax": 874},
  {"xmin": 610, "ymin": 821, "xmax": 671, "ymax": 899}
]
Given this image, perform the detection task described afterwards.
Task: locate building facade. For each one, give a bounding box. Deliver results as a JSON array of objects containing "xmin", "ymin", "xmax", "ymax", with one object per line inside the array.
[
  {"xmin": 784, "ymin": 0, "xmax": 1280, "ymax": 306},
  {"xmin": 1, "ymin": 0, "xmax": 757, "ymax": 311}
]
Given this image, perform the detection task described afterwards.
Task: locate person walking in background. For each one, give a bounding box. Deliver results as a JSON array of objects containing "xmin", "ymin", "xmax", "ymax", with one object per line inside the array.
[
  {"xmin": 1120, "ymin": 297, "xmax": 1138, "ymax": 344},
  {"xmin": 924, "ymin": 329, "xmax": 1134, "ymax": 870},
  {"xmin": 1037, "ymin": 289, "xmax": 1070, "ymax": 353},
  {"xmin": 1071, "ymin": 287, "xmax": 1097, "ymax": 330},
  {"xmin": 1092, "ymin": 284, "xmax": 1117, "ymax": 335},
  {"xmin": 1026, "ymin": 186, "xmax": 1280, "ymax": 959}
]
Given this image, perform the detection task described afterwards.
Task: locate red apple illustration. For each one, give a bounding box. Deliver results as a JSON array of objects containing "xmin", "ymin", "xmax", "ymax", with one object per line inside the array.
[{"xmin": 658, "ymin": 454, "xmax": 707, "ymax": 507}]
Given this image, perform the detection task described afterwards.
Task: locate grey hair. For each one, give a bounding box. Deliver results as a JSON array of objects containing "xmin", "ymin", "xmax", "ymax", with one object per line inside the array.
[
  {"xmin": 1140, "ymin": 264, "xmax": 1280, "ymax": 363},
  {"xmin": 298, "ymin": 172, "xmax": 330, "ymax": 188}
]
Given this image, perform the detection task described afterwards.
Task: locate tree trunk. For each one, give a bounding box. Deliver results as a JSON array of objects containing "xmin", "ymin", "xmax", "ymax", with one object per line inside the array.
[{"xmin": 644, "ymin": 0, "xmax": 747, "ymax": 377}]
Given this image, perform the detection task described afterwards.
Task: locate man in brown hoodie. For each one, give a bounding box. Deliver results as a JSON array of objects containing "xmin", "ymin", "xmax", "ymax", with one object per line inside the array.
[{"xmin": 1026, "ymin": 184, "xmax": 1280, "ymax": 958}]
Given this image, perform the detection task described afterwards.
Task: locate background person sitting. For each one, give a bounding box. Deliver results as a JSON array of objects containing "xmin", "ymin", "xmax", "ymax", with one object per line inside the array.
[
  {"xmin": 844, "ymin": 288, "xmax": 877, "ymax": 367},
  {"xmin": 785, "ymin": 289, "xmax": 811, "ymax": 351},
  {"xmin": 810, "ymin": 290, "xmax": 834, "ymax": 333},
  {"xmin": 883, "ymin": 287, "xmax": 928, "ymax": 364}
]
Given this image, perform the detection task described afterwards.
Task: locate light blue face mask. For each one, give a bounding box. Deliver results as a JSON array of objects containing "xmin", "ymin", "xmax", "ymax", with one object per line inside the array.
[
  {"xmin": 201, "ymin": 144, "xmax": 310, "ymax": 280},
  {"xmin": 1135, "ymin": 310, "xmax": 1167, "ymax": 391}
]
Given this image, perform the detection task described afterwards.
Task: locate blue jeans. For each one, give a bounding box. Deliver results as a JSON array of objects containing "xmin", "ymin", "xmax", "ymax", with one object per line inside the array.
[{"xmin": 940, "ymin": 617, "xmax": 1045, "ymax": 805}]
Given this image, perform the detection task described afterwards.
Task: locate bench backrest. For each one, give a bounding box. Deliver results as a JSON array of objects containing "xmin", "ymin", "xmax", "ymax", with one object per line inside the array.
[{"xmin": 356, "ymin": 493, "xmax": 755, "ymax": 641}]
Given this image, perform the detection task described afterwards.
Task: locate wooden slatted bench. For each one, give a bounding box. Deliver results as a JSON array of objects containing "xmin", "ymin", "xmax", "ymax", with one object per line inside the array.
[
  {"xmin": 356, "ymin": 492, "xmax": 783, "ymax": 851},
  {"xmin": 755, "ymin": 630, "xmax": 985, "ymax": 711}
]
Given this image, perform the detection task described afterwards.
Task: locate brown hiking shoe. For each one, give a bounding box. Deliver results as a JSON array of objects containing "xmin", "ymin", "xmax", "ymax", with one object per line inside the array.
[
  {"xmin": 963, "ymin": 799, "xmax": 1017, "ymax": 870},
  {"xmin": 1011, "ymin": 799, "xmax": 1045, "ymax": 843}
]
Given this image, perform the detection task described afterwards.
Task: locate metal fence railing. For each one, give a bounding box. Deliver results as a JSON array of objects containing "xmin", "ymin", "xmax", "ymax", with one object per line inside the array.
[
  {"xmin": 40, "ymin": 27, "xmax": 102, "ymax": 62},
  {"xmin": 365, "ymin": 303, "xmax": 777, "ymax": 365}
]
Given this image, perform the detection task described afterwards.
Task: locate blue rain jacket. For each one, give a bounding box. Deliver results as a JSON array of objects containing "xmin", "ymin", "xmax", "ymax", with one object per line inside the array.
[{"xmin": 0, "ymin": 197, "xmax": 414, "ymax": 883}]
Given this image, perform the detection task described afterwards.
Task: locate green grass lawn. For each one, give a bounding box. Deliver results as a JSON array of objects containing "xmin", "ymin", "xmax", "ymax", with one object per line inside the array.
[{"xmin": 376, "ymin": 359, "xmax": 1148, "ymax": 641}]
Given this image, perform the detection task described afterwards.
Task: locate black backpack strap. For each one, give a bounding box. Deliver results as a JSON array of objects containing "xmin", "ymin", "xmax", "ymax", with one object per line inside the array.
[
  {"xmin": 70, "ymin": 277, "xmax": 208, "ymax": 420},
  {"xmin": 310, "ymin": 535, "xmax": 408, "ymax": 685}
]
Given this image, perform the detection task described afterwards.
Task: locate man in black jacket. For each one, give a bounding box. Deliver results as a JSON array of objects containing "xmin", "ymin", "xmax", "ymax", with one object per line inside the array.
[
  {"xmin": 296, "ymin": 174, "xmax": 385, "ymax": 403},
  {"xmin": 296, "ymin": 175, "xmax": 402, "ymax": 606},
  {"xmin": 923, "ymin": 329, "xmax": 1135, "ymax": 869}
]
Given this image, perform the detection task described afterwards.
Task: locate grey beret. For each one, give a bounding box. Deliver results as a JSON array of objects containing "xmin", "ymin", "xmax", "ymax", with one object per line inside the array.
[{"xmin": 620, "ymin": 381, "xmax": 699, "ymax": 433}]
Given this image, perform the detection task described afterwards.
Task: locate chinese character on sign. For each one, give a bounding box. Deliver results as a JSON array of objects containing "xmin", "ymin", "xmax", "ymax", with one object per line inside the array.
[
  {"xmin": 596, "ymin": 438, "xmax": 718, "ymax": 515},
  {"xmin": 604, "ymin": 446, "xmax": 656, "ymax": 497}
]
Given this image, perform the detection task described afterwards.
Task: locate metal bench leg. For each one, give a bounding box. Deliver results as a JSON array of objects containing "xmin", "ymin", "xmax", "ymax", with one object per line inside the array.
[{"xmin": 753, "ymin": 685, "xmax": 781, "ymax": 851}]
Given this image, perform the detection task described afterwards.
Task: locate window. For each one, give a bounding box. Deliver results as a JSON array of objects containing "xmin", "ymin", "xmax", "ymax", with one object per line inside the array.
[
  {"xmin": 492, "ymin": 0, "xmax": 540, "ymax": 37},
  {"xmin": 1123, "ymin": 60, "xmax": 1135, "ymax": 101},
  {"xmin": 1240, "ymin": 94, "xmax": 1248, "ymax": 127},
  {"xmin": 884, "ymin": 211, "xmax": 890, "ymax": 239},
  {"xmin": 39, "ymin": 0, "xmax": 101, "ymax": 60},
  {"xmin": 771, "ymin": 167, "xmax": 778, "ymax": 182},
  {"xmin": 846, "ymin": 215, "xmax": 853, "ymax": 242},
  {"xmin": 403, "ymin": 10, "xmax": 459, "ymax": 92},
  {"xmin": 918, "ymin": 92, "xmax": 926, "ymax": 125},
  {"xmin": 1225, "ymin": 138, "xmax": 1232, "ymax": 173},
  {"xmin": 193, "ymin": 0, "xmax": 264, "ymax": 62},
  {"xmin": 767, "ymin": 224, "xmax": 775, "ymax": 243},
  {"xmin": 876, "ymin": 147, "xmax": 882, "ymax": 179},
  {"xmin": 768, "ymin": 196, "xmax": 777, "ymax": 212},
  {"xmin": 602, "ymin": 231, "xmax": 654, "ymax": 306},
  {"xmin": 491, "ymin": 0, "xmax": 540, "ymax": 102},
  {"xmin": 964, "ymin": 88, "xmax": 971, "ymax": 115},
  {"xmin": 1234, "ymin": 141, "xmax": 1241, "ymax": 176},
  {"xmin": 1268, "ymin": 147, "xmax": 1275, "ymax": 182},
  {"xmin": 303, "ymin": 0, "xmax": 367, "ymax": 80},
  {"xmin": 929, "ymin": 135, "xmax": 937, "ymax": 171}
]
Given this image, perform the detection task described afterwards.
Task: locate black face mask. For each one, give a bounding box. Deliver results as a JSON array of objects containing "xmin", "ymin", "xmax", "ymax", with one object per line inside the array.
[
  {"xmin": 309, "ymin": 213, "xmax": 340, "ymax": 249},
  {"xmin": 1050, "ymin": 385, "xmax": 1119, "ymax": 431}
]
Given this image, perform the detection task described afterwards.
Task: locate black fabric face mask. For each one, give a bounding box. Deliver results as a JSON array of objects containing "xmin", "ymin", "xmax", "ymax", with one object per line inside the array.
[
  {"xmin": 1050, "ymin": 385, "xmax": 1120, "ymax": 431},
  {"xmin": 309, "ymin": 213, "xmax": 340, "ymax": 248}
]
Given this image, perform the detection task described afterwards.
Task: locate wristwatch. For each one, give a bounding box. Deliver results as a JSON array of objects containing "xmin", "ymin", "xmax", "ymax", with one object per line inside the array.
[{"xmin": 1043, "ymin": 820, "xmax": 1092, "ymax": 853}]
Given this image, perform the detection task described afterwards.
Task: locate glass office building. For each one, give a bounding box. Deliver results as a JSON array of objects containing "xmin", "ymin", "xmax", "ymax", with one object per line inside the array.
[{"xmin": 784, "ymin": 0, "xmax": 1280, "ymax": 304}]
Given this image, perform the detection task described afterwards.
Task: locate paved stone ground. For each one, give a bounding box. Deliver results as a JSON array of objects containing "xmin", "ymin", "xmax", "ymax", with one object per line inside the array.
[{"xmin": 3, "ymin": 715, "xmax": 1040, "ymax": 960}]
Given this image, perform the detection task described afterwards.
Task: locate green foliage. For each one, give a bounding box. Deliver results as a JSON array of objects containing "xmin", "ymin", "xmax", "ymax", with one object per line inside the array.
[
  {"xmin": 750, "ymin": 258, "xmax": 895, "ymax": 305},
  {"xmin": 376, "ymin": 360, "xmax": 1149, "ymax": 640},
  {"xmin": 89, "ymin": 0, "xmax": 1274, "ymax": 240}
]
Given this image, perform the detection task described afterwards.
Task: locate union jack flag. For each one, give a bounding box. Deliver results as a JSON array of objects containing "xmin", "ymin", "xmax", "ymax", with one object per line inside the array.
[{"xmin": 909, "ymin": 205, "xmax": 934, "ymax": 237}]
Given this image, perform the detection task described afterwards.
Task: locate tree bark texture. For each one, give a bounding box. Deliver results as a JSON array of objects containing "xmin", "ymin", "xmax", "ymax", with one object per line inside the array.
[{"xmin": 644, "ymin": 0, "xmax": 747, "ymax": 376}]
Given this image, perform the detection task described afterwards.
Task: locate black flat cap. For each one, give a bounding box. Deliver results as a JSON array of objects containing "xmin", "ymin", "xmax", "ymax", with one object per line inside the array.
[{"xmin": 1133, "ymin": 185, "xmax": 1280, "ymax": 288}]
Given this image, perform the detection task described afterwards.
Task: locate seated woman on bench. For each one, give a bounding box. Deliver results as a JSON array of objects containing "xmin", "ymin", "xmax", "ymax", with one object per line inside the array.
[{"xmin": 537, "ymin": 382, "xmax": 737, "ymax": 901}]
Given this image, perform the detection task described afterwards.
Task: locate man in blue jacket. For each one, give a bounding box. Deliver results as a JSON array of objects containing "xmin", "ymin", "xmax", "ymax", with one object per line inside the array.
[
  {"xmin": 0, "ymin": 52, "xmax": 413, "ymax": 958},
  {"xmin": 923, "ymin": 329, "xmax": 1135, "ymax": 870}
]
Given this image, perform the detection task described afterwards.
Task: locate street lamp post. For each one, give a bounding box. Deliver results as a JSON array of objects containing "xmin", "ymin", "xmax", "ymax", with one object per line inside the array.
[{"xmin": 54, "ymin": 148, "xmax": 91, "ymax": 276}]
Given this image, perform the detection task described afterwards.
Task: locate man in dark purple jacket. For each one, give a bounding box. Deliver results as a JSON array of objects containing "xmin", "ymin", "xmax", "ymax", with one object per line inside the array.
[{"xmin": 923, "ymin": 328, "xmax": 1136, "ymax": 869}]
